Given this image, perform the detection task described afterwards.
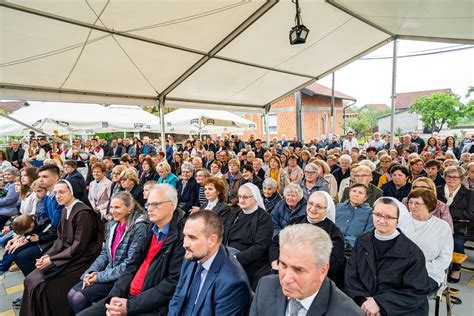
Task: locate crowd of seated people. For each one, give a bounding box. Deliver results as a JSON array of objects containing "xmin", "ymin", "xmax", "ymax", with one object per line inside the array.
[{"xmin": 0, "ymin": 130, "xmax": 472, "ymax": 315}]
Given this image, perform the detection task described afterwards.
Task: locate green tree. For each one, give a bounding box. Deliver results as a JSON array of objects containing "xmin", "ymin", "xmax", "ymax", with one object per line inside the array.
[
  {"xmin": 343, "ymin": 111, "xmax": 376, "ymax": 138},
  {"xmin": 409, "ymin": 92, "xmax": 473, "ymax": 132}
]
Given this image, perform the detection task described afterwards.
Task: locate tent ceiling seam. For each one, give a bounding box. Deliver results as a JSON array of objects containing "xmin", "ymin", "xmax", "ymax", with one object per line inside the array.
[
  {"xmin": 59, "ymin": 0, "xmax": 110, "ymax": 89},
  {"xmin": 0, "ymin": 1, "xmax": 320, "ymax": 83},
  {"xmin": 159, "ymin": 0, "xmax": 279, "ymax": 96},
  {"xmin": 84, "ymin": 0, "xmax": 160, "ymax": 95},
  {"xmin": 326, "ymin": 0, "xmax": 395, "ymax": 37}
]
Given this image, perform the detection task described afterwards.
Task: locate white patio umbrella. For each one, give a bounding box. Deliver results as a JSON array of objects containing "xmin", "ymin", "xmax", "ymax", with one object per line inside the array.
[{"xmin": 164, "ymin": 108, "xmax": 256, "ymax": 136}]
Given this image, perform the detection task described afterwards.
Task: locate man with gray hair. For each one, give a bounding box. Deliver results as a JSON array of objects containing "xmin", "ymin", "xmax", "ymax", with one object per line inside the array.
[{"xmin": 250, "ymin": 224, "xmax": 362, "ymax": 315}]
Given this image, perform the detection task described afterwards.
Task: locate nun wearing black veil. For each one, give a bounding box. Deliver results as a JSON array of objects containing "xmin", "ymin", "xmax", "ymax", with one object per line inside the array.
[
  {"xmin": 223, "ymin": 183, "xmax": 273, "ymax": 290},
  {"xmin": 21, "ymin": 179, "xmax": 104, "ymax": 316}
]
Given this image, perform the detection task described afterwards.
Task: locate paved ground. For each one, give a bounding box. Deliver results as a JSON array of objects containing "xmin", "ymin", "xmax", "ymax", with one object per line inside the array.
[{"xmin": 1, "ymin": 243, "xmax": 473, "ymax": 316}]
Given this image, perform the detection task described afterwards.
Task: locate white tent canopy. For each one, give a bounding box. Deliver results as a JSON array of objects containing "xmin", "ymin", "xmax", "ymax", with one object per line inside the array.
[
  {"xmin": 164, "ymin": 108, "xmax": 256, "ymax": 135},
  {"xmin": 0, "ymin": 102, "xmax": 123, "ymax": 135},
  {"xmin": 1, "ymin": 0, "xmax": 472, "ymax": 112},
  {"xmin": 106, "ymin": 104, "xmax": 161, "ymax": 131}
]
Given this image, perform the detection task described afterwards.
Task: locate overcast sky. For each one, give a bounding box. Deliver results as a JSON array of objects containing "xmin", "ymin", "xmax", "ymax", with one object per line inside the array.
[{"xmin": 318, "ymin": 40, "xmax": 474, "ymax": 108}]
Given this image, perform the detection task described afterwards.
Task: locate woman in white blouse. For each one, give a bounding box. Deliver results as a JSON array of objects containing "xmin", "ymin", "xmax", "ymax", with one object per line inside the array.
[{"xmin": 405, "ymin": 188, "xmax": 453, "ymax": 292}]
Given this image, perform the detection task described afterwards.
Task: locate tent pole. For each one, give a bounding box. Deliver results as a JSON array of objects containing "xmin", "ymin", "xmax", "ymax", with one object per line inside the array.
[
  {"xmin": 390, "ymin": 38, "xmax": 398, "ymax": 149},
  {"xmin": 264, "ymin": 109, "xmax": 270, "ymax": 147},
  {"xmin": 329, "ymin": 72, "xmax": 335, "ymax": 138},
  {"xmin": 159, "ymin": 96, "xmax": 166, "ymax": 147},
  {"xmin": 295, "ymin": 91, "xmax": 303, "ymax": 141}
]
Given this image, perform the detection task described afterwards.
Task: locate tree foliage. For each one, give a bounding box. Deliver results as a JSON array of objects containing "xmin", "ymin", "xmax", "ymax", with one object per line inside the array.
[
  {"xmin": 343, "ymin": 111, "xmax": 375, "ymax": 138},
  {"xmin": 409, "ymin": 92, "xmax": 473, "ymax": 132}
]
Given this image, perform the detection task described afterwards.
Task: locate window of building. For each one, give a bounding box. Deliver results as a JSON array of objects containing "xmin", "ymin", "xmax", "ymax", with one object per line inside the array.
[{"xmin": 262, "ymin": 113, "xmax": 277, "ymax": 133}]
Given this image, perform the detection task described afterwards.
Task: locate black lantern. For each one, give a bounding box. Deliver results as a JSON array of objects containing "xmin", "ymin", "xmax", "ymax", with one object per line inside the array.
[{"xmin": 289, "ymin": 0, "xmax": 309, "ymax": 45}]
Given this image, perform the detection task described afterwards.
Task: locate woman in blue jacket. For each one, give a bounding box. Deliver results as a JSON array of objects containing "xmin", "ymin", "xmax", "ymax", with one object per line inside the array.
[
  {"xmin": 67, "ymin": 191, "xmax": 148, "ymax": 314},
  {"xmin": 335, "ymin": 183, "xmax": 374, "ymax": 248},
  {"xmin": 156, "ymin": 161, "xmax": 179, "ymax": 188},
  {"xmin": 0, "ymin": 167, "xmax": 20, "ymax": 228}
]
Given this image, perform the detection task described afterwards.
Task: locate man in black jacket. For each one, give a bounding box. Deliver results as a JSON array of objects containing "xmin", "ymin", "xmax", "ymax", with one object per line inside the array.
[
  {"xmin": 6, "ymin": 140, "xmax": 25, "ymax": 169},
  {"xmin": 62, "ymin": 160, "xmax": 91, "ymax": 207},
  {"xmin": 78, "ymin": 183, "xmax": 185, "ymax": 316}
]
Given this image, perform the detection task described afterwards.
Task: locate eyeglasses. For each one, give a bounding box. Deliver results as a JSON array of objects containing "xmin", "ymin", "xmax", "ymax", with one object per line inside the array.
[
  {"xmin": 112, "ymin": 172, "xmax": 121, "ymax": 176},
  {"xmin": 304, "ymin": 171, "xmax": 317, "ymax": 174},
  {"xmin": 445, "ymin": 175, "xmax": 461, "ymax": 180},
  {"xmin": 238, "ymin": 195, "xmax": 254, "ymax": 200},
  {"xmin": 407, "ymin": 201, "xmax": 425, "ymax": 207},
  {"xmin": 307, "ymin": 202, "xmax": 326, "ymax": 211},
  {"xmin": 145, "ymin": 200, "xmax": 171, "ymax": 210},
  {"xmin": 373, "ymin": 212, "xmax": 398, "ymax": 221},
  {"xmin": 353, "ymin": 174, "xmax": 371, "ymax": 178}
]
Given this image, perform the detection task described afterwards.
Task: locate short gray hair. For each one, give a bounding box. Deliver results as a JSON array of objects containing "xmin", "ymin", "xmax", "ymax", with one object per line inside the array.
[
  {"xmin": 304, "ymin": 162, "xmax": 320, "ymax": 173},
  {"xmin": 151, "ymin": 183, "xmax": 178, "ymax": 209},
  {"xmin": 3, "ymin": 167, "xmax": 20, "ymax": 176},
  {"xmin": 283, "ymin": 183, "xmax": 304, "ymax": 201},
  {"xmin": 279, "ymin": 224, "xmax": 332, "ymax": 268},
  {"xmin": 339, "ymin": 154, "xmax": 352, "ymax": 164},
  {"xmin": 262, "ymin": 178, "xmax": 277, "ymax": 189},
  {"xmin": 443, "ymin": 165, "xmax": 465, "ymax": 179},
  {"xmin": 181, "ymin": 162, "xmax": 194, "ymax": 172}
]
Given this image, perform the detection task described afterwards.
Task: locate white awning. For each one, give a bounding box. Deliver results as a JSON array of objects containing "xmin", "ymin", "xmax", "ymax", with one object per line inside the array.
[{"xmin": 1, "ymin": 0, "xmax": 472, "ymax": 111}]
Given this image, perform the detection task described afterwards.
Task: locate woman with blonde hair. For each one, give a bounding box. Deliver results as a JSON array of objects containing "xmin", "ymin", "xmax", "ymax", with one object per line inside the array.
[
  {"xmin": 310, "ymin": 159, "xmax": 338, "ymax": 202},
  {"xmin": 265, "ymin": 156, "xmax": 287, "ymax": 194},
  {"xmin": 119, "ymin": 169, "xmax": 145, "ymax": 208},
  {"xmin": 156, "ymin": 161, "xmax": 178, "ymax": 188}
]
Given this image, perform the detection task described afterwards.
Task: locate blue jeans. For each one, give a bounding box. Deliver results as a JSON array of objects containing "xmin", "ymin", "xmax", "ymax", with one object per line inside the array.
[
  {"xmin": 0, "ymin": 230, "xmax": 14, "ymax": 247},
  {"xmin": 452, "ymin": 233, "xmax": 466, "ymax": 272}
]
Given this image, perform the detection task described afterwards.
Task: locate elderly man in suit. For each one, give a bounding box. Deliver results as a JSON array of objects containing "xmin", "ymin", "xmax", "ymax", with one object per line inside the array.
[
  {"xmin": 6, "ymin": 140, "xmax": 26, "ymax": 169},
  {"xmin": 168, "ymin": 210, "xmax": 251, "ymax": 315},
  {"xmin": 250, "ymin": 224, "xmax": 362, "ymax": 316}
]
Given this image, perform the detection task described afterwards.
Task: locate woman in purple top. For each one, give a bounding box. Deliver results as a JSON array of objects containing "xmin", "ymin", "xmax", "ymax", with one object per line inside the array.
[{"xmin": 67, "ymin": 192, "xmax": 148, "ymax": 314}]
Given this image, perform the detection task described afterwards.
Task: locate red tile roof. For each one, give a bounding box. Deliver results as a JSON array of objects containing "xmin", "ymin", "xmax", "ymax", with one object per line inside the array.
[
  {"xmin": 304, "ymin": 82, "xmax": 356, "ymax": 101},
  {"xmin": 0, "ymin": 101, "xmax": 26, "ymax": 113},
  {"xmin": 395, "ymin": 89, "xmax": 451, "ymax": 110}
]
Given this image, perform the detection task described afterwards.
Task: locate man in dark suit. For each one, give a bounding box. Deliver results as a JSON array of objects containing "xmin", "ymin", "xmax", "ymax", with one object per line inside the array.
[
  {"xmin": 106, "ymin": 139, "xmax": 124, "ymax": 161},
  {"xmin": 250, "ymin": 224, "xmax": 362, "ymax": 316},
  {"xmin": 6, "ymin": 140, "xmax": 25, "ymax": 169},
  {"xmin": 168, "ymin": 210, "xmax": 252, "ymax": 315}
]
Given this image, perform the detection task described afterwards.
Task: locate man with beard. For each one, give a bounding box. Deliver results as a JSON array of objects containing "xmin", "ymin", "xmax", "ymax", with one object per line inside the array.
[{"xmin": 168, "ymin": 210, "xmax": 251, "ymax": 315}]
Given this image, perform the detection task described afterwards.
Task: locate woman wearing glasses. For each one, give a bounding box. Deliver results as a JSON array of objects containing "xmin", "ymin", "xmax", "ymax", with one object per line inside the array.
[
  {"xmin": 223, "ymin": 183, "xmax": 272, "ymax": 290},
  {"xmin": 401, "ymin": 177, "xmax": 453, "ymax": 231},
  {"xmin": 345, "ymin": 197, "xmax": 430, "ymax": 316},
  {"xmin": 436, "ymin": 166, "xmax": 474, "ymax": 283},
  {"xmin": 404, "ymin": 188, "xmax": 453, "ymax": 293},
  {"xmin": 269, "ymin": 191, "xmax": 345, "ymax": 289}
]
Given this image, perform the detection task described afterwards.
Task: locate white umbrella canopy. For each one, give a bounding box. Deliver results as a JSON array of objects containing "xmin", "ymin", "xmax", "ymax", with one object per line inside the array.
[
  {"xmin": 164, "ymin": 108, "xmax": 256, "ymax": 135},
  {"xmin": 0, "ymin": 102, "xmax": 129, "ymax": 135},
  {"xmin": 106, "ymin": 104, "xmax": 161, "ymax": 132}
]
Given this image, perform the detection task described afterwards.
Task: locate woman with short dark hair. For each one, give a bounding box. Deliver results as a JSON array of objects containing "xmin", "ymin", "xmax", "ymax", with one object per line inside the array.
[
  {"xmin": 381, "ymin": 164, "xmax": 412, "ymax": 201},
  {"xmin": 202, "ymin": 177, "xmax": 230, "ymax": 223}
]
